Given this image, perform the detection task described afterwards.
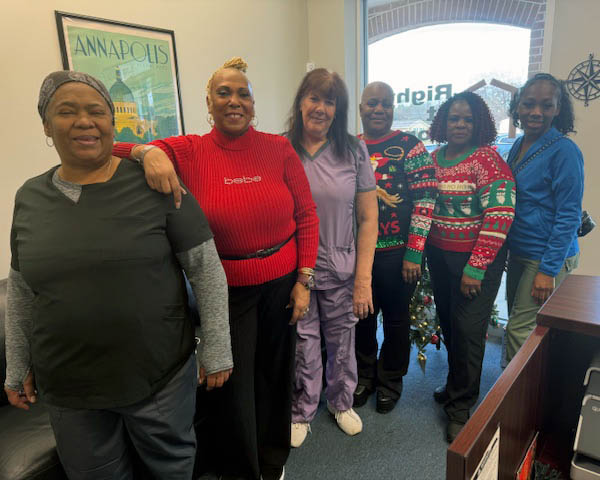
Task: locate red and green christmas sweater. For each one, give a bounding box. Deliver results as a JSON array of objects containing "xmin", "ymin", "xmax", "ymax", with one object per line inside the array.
[
  {"xmin": 430, "ymin": 145, "xmax": 516, "ymax": 280},
  {"xmin": 360, "ymin": 130, "xmax": 437, "ymax": 264}
]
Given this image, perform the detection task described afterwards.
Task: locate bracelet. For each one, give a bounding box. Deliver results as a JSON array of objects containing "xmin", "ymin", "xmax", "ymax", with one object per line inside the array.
[
  {"xmin": 297, "ymin": 273, "xmax": 315, "ymax": 290},
  {"xmin": 132, "ymin": 145, "xmax": 157, "ymax": 165},
  {"xmin": 298, "ymin": 267, "xmax": 315, "ymax": 276}
]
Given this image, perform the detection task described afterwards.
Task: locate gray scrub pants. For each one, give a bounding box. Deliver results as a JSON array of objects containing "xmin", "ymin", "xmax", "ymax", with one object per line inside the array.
[{"xmin": 46, "ymin": 354, "xmax": 197, "ymax": 480}]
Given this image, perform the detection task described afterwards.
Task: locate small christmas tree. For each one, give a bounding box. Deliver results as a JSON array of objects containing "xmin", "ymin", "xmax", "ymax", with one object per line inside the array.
[
  {"xmin": 409, "ymin": 266, "xmax": 441, "ymax": 371},
  {"xmin": 409, "ymin": 265, "xmax": 501, "ymax": 371}
]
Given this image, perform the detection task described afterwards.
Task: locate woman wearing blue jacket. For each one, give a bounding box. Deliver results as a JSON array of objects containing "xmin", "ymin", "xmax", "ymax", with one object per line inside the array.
[{"xmin": 505, "ymin": 73, "xmax": 584, "ymax": 362}]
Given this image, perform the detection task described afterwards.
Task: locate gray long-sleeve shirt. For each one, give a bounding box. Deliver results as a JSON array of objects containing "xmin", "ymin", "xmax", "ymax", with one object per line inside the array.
[{"xmin": 5, "ymin": 167, "xmax": 232, "ymax": 394}]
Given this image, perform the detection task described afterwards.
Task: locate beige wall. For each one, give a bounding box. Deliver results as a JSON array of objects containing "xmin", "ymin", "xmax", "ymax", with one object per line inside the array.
[
  {"xmin": 4, "ymin": 0, "xmax": 597, "ymax": 277},
  {"xmin": 306, "ymin": 0, "xmax": 363, "ymax": 133},
  {"xmin": 548, "ymin": 0, "xmax": 600, "ymax": 275},
  {"xmin": 307, "ymin": 0, "xmax": 346, "ymax": 76},
  {"xmin": 0, "ymin": 0, "xmax": 309, "ymax": 275}
]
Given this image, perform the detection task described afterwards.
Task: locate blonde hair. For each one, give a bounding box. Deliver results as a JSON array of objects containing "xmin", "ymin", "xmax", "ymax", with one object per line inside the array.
[{"xmin": 206, "ymin": 57, "xmax": 249, "ymax": 96}]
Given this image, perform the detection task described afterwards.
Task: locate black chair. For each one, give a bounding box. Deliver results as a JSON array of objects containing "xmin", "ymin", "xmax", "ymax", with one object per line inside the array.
[
  {"xmin": 0, "ymin": 277, "xmax": 212, "ymax": 479},
  {"xmin": 0, "ymin": 278, "xmax": 66, "ymax": 480}
]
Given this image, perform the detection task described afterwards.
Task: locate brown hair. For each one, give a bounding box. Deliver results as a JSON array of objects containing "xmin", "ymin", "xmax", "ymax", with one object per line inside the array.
[{"xmin": 286, "ymin": 68, "xmax": 358, "ymax": 157}]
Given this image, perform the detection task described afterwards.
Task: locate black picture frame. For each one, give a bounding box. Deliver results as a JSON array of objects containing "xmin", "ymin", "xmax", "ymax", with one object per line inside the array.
[{"xmin": 55, "ymin": 11, "xmax": 185, "ymax": 140}]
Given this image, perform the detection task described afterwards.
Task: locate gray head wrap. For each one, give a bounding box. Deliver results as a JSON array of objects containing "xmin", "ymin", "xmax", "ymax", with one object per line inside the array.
[{"xmin": 38, "ymin": 71, "xmax": 115, "ymax": 122}]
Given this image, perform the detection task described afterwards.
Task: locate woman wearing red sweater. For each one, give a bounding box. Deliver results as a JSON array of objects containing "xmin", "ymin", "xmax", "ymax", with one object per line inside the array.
[{"xmin": 113, "ymin": 58, "xmax": 319, "ymax": 480}]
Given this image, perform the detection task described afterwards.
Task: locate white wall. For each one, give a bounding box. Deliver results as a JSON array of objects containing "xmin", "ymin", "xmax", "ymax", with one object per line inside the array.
[
  {"xmin": 0, "ymin": 0, "xmax": 309, "ymax": 275},
  {"xmin": 548, "ymin": 0, "xmax": 600, "ymax": 276}
]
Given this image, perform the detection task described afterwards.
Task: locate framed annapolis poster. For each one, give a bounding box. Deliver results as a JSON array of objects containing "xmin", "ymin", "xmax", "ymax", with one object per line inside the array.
[{"xmin": 55, "ymin": 11, "xmax": 185, "ymax": 142}]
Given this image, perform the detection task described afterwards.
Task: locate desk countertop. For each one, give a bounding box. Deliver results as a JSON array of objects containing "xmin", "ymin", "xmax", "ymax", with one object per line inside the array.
[{"xmin": 537, "ymin": 274, "xmax": 600, "ymax": 338}]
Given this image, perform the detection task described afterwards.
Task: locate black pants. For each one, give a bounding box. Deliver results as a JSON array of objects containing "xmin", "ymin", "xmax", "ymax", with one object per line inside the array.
[
  {"xmin": 426, "ymin": 244, "xmax": 506, "ymax": 423},
  {"xmin": 214, "ymin": 272, "xmax": 296, "ymax": 480},
  {"xmin": 355, "ymin": 249, "xmax": 416, "ymax": 400},
  {"xmin": 47, "ymin": 355, "xmax": 197, "ymax": 480}
]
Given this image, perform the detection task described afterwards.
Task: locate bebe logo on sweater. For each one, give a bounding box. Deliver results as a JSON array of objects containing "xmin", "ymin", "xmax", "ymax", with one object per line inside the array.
[{"xmin": 224, "ymin": 176, "xmax": 262, "ymax": 185}]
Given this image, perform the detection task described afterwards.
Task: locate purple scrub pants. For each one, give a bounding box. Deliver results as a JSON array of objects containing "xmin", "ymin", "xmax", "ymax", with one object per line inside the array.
[{"xmin": 291, "ymin": 281, "xmax": 358, "ymax": 423}]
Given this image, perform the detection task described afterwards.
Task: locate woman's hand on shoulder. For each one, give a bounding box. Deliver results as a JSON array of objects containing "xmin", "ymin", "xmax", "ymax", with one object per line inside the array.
[
  {"xmin": 135, "ymin": 146, "xmax": 186, "ymax": 208},
  {"xmin": 531, "ymin": 272, "xmax": 555, "ymax": 305},
  {"xmin": 5, "ymin": 371, "xmax": 36, "ymax": 411}
]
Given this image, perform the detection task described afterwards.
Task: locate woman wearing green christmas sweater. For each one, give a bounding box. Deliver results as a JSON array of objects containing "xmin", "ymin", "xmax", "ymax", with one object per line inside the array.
[{"xmin": 427, "ymin": 91, "xmax": 516, "ymax": 443}]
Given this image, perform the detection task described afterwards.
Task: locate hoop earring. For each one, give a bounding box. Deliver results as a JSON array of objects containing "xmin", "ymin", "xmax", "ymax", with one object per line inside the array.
[
  {"xmin": 206, "ymin": 113, "xmax": 214, "ymax": 127},
  {"xmin": 251, "ymin": 115, "xmax": 258, "ymax": 128},
  {"xmin": 45, "ymin": 136, "xmax": 54, "ymax": 147}
]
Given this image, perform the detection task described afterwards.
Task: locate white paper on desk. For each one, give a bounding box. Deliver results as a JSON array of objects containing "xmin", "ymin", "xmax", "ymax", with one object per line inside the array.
[{"xmin": 471, "ymin": 425, "xmax": 500, "ymax": 480}]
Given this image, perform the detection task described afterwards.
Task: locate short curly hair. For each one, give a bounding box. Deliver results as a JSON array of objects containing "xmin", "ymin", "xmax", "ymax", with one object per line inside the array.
[
  {"xmin": 509, "ymin": 73, "xmax": 575, "ymax": 135},
  {"xmin": 429, "ymin": 91, "xmax": 497, "ymax": 147}
]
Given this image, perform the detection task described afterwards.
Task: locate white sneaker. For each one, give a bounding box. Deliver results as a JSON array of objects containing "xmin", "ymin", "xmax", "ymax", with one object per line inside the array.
[
  {"xmin": 291, "ymin": 422, "xmax": 311, "ymax": 447},
  {"xmin": 327, "ymin": 402, "xmax": 363, "ymax": 436}
]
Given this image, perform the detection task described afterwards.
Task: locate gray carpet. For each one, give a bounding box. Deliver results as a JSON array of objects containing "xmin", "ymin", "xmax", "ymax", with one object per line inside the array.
[
  {"xmin": 285, "ymin": 334, "xmax": 503, "ymax": 480},
  {"xmin": 200, "ymin": 328, "xmax": 504, "ymax": 480}
]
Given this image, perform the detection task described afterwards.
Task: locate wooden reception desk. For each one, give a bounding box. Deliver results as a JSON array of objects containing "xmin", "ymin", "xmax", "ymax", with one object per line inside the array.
[{"xmin": 446, "ymin": 275, "xmax": 600, "ymax": 479}]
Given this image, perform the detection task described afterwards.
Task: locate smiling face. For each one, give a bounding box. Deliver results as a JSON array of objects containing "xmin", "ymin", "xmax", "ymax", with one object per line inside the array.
[
  {"xmin": 359, "ymin": 83, "xmax": 394, "ymax": 139},
  {"xmin": 300, "ymin": 90, "xmax": 336, "ymax": 141},
  {"xmin": 207, "ymin": 68, "xmax": 255, "ymax": 137},
  {"xmin": 43, "ymin": 82, "xmax": 114, "ymax": 168},
  {"xmin": 446, "ymin": 99, "xmax": 474, "ymax": 150},
  {"xmin": 517, "ymin": 80, "xmax": 560, "ymax": 140}
]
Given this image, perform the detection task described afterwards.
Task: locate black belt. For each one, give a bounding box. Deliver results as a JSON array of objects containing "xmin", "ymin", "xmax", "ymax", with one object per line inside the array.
[{"xmin": 220, "ymin": 234, "xmax": 294, "ymax": 261}]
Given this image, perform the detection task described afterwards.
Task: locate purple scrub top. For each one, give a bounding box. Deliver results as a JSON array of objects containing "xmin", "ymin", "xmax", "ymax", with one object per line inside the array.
[{"xmin": 299, "ymin": 140, "xmax": 376, "ymax": 289}]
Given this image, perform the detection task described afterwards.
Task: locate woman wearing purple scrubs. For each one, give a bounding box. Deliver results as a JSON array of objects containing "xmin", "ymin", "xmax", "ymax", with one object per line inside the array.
[{"xmin": 286, "ymin": 69, "xmax": 378, "ymax": 448}]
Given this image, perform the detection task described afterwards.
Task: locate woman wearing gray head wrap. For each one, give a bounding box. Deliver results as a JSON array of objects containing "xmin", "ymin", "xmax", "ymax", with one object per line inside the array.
[
  {"xmin": 37, "ymin": 70, "xmax": 115, "ymax": 122},
  {"xmin": 4, "ymin": 70, "xmax": 232, "ymax": 479}
]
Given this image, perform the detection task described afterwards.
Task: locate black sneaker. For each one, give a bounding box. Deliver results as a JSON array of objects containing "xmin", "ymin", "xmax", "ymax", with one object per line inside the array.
[
  {"xmin": 375, "ymin": 391, "xmax": 397, "ymax": 414},
  {"xmin": 446, "ymin": 420, "xmax": 465, "ymax": 443},
  {"xmin": 433, "ymin": 385, "xmax": 449, "ymax": 404},
  {"xmin": 261, "ymin": 466, "xmax": 284, "ymax": 480},
  {"xmin": 353, "ymin": 384, "xmax": 373, "ymax": 407}
]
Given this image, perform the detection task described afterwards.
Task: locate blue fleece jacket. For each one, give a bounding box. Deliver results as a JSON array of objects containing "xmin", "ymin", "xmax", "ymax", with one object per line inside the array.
[{"xmin": 507, "ymin": 127, "xmax": 584, "ymax": 277}]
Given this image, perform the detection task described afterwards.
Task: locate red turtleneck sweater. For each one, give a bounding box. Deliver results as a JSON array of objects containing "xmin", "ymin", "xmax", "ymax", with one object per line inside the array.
[{"xmin": 113, "ymin": 127, "xmax": 319, "ymax": 286}]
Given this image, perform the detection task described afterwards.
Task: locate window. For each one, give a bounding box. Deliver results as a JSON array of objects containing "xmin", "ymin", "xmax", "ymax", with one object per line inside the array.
[{"xmin": 367, "ymin": 22, "xmax": 530, "ymax": 145}]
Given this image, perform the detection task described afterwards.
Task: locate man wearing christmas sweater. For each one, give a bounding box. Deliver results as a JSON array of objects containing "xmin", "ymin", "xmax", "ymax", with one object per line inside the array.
[{"xmin": 353, "ymin": 82, "xmax": 438, "ymax": 413}]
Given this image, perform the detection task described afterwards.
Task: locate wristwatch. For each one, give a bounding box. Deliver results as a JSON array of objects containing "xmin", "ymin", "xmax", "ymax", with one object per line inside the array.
[
  {"xmin": 133, "ymin": 145, "xmax": 157, "ymax": 165},
  {"xmin": 297, "ymin": 273, "xmax": 315, "ymax": 290}
]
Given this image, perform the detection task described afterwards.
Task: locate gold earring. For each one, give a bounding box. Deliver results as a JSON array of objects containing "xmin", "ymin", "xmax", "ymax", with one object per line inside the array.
[
  {"xmin": 206, "ymin": 113, "xmax": 214, "ymax": 127},
  {"xmin": 45, "ymin": 136, "xmax": 54, "ymax": 147}
]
